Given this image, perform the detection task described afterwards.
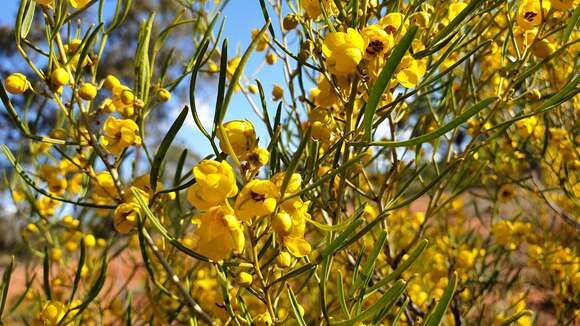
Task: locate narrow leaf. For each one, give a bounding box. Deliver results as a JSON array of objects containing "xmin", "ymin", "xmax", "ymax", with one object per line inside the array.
[
  {"xmin": 150, "ymin": 105, "xmax": 189, "ymax": 192},
  {"xmin": 363, "ymin": 25, "xmax": 418, "ymax": 140},
  {"xmin": 425, "ymin": 272, "xmax": 458, "ymax": 326}
]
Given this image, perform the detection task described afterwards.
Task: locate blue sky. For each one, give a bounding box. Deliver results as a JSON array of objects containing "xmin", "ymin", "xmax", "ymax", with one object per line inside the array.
[{"xmin": 0, "ymin": 0, "xmax": 293, "ymax": 157}]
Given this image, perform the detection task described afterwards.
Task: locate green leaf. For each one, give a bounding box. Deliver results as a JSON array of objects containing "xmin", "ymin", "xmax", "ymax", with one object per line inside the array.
[
  {"xmin": 424, "ymin": 272, "xmax": 458, "ymax": 326},
  {"xmin": 135, "ymin": 14, "xmax": 155, "ymax": 101},
  {"xmin": 189, "ymin": 40, "xmax": 212, "ymax": 139},
  {"xmin": 258, "ymin": 0, "xmax": 276, "ymax": 38},
  {"xmin": 562, "ymin": 4, "xmax": 580, "ymax": 43},
  {"xmin": 20, "ymin": 0, "xmax": 35, "ymax": 39},
  {"xmin": 218, "ymin": 22, "xmax": 270, "ymax": 123},
  {"xmin": 150, "ymin": 105, "xmax": 189, "ymax": 192},
  {"xmin": 70, "ymin": 245, "xmax": 110, "ymax": 319},
  {"xmin": 333, "ymin": 212, "xmax": 389, "ymax": 255},
  {"xmin": 431, "ymin": 0, "xmax": 487, "ymax": 46},
  {"xmin": 367, "ymin": 239, "xmax": 428, "ymax": 293},
  {"xmin": 337, "ymin": 272, "xmax": 350, "ymax": 319},
  {"xmin": 131, "ymin": 189, "xmax": 211, "ymax": 263},
  {"xmin": 43, "ymin": 247, "xmax": 51, "ymax": 300},
  {"xmin": 73, "ymin": 24, "xmax": 103, "ymax": 84},
  {"xmin": 362, "ymin": 25, "xmax": 418, "ymax": 140},
  {"xmin": 321, "ymin": 217, "xmax": 364, "ymax": 259},
  {"xmin": 498, "ymin": 310, "xmax": 533, "ymax": 326},
  {"xmin": 69, "ymin": 238, "xmax": 86, "ymax": 302},
  {"xmin": 305, "ymin": 214, "xmax": 357, "ymax": 232},
  {"xmin": 366, "ymin": 97, "xmax": 497, "ymax": 148},
  {"xmin": 105, "ymin": 0, "xmax": 133, "ymax": 34},
  {"xmin": 0, "ymin": 256, "xmax": 14, "ymax": 319},
  {"xmin": 14, "ymin": 0, "xmax": 28, "ymax": 44},
  {"xmin": 331, "ymin": 280, "xmax": 407, "ymax": 326},
  {"xmin": 287, "ymin": 152, "xmax": 366, "ymax": 200},
  {"xmin": 354, "ymin": 231, "xmax": 387, "ymax": 290},
  {"xmin": 392, "ymin": 296, "xmax": 410, "ymax": 326},
  {"xmin": 280, "ymin": 128, "xmax": 311, "ymax": 196},
  {"xmin": 287, "ymin": 286, "xmax": 307, "ymax": 326},
  {"xmin": 212, "ymin": 39, "xmax": 229, "ymax": 137},
  {"xmin": 270, "ymin": 263, "xmax": 317, "ymax": 286}
]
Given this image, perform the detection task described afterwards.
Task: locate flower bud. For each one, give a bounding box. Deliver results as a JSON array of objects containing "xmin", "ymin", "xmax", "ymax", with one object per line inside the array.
[
  {"xmin": 283, "ymin": 14, "xmax": 299, "ymax": 30},
  {"xmin": 272, "ymin": 84, "xmax": 284, "ymax": 100},
  {"xmin": 103, "ymin": 75, "xmax": 121, "ymax": 90},
  {"xmin": 266, "ymin": 53, "xmax": 277, "ymax": 65},
  {"xmin": 156, "ymin": 88, "xmax": 171, "ymax": 102},
  {"xmin": 248, "ymin": 84, "xmax": 258, "ymax": 94},
  {"xmin": 79, "ymin": 83, "xmax": 97, "ymax": 100},
  {"xmin": 5, "ymin": 73, "xmax": 30, "ymax": 94},
  {"xmin": 236, "ymin": 272, "xmax": 253, "ymax": 287},
  {"xmin": 51, "ymin": 68, "xmax": 70, "ymax": 87},
  {"xmin": 276, "ymin": 251, "xmax": 292, "ymax": 268}
]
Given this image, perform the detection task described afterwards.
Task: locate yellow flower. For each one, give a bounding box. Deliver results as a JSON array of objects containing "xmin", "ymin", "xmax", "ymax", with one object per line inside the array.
[
  {"xmin": 37, "ymin": 0, "xmax": 54, "ymax": 6},
  {"xmin": 234, "ymin": 179, "xmax": 278, "ymax": 222},
  {"xmin": 379, "ymin": 13, "xmax": 408, "ymax": 37},
  {"xmin": 311, "ymin": 76, "xmax": 339, "ymax": 107},
  {"xmin": 323, "ymin": 28, "xmax": 365, "ymax": 75},
  {"xmin": 531, "ymin": 38, "xmax": 555, "ymax": 58},
  {"xmin": 498, "ymin": 184, "xmax": 516, "ymax": 202},
  {"xmin": 275, "ymin": 198, "xmax": 312, "ymax": 257},
  {"xmin": 396, "ymin": 55, "xmax": 426, "ymax": 88},
  {"xmin": 550, "ymin": 0, "xmax": 579, "ymax": 10},
  {"xmin": 131, "ymin": 174, "xmax": 164, "ymax": 198},
  {"xmin": 411, "ymin": 11, "xmax": 430, "ymax": 28},
  {"xmin": 78, "ymin": 83, "xmax": 97, "ymax": 100},
  {"xmin": 247, "ymin": 147, "xmax": 270, "ymax": 167},
  {"xmin": 302, "ymin": 0, "xmax": 334, "ymax": 18},
  {"xmin": 100, "ymin": 116, "xmax": 142, "ymax": 154},
  {"xmin": 48, "ymin": 177, "xmax": 67, "ymax": 196},
  {"xmin": 114, "ymin": 187, "xmax": 148, "ymax": 234},
  {"xmin": 69, "ymin": 0, "xmax": 91, "ymax": 9},
  {"xmin": 40, "ymin": 301, "xmax": 66, "ymax": 326},
  {"xmin": 193, "ymin": 205, "xmax": 245, "ymax": 261},
  {"xmin": 68, "ymin": 173, "xmax": 84, "ymax": 194},
  {"xmin": 448, "ymin": 1, "xmax": 468, "ymax": 21},
  {"xmin": 255, "ymin": 312, "xmax": 273, "ymax": 326},
  {"xmin": 187, "ymin": 160, "xmax": 238, "ymax": 210},
  {"xmin": 93, "ymin": 171, "xmax": 117, "ymax": 199},
  {"xmin": 38, "ymin": 197, "xmax": 59, "ymax": 216},
  {"xmin": 111, "ymin": 85, "xmax": 136, "ymax": 117},
  {"xmin": 271, "ymin": 171, "xmax": 303, "ymax": 195},
  {"xmin": 361, "ymin": 24, "xmax": 394, "ymax": 59},
  {"xmin": 113, "ymin": 202, "xmax": 140, "ymax": 234},
  {"xmin": 217, "ymin": 120, "xmax": 258, "ymax": 160},
  {"xmin": 50, "ymin": 68, "xmax": 70, "ymax": 87},
  {"xmin": 5, "ymin": 73, "xmax": 30, "ymax": 94},
  {"xmin": 517, "ymin": 0, "xmax": 549, "ymax": 30}
]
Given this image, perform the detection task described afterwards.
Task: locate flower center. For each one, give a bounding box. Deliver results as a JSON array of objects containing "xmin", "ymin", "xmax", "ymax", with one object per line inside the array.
[
  {"xmin": 366, "ymin": 40, "xmax": 384, "ymax": 56},
  {"xmin": 384, "ymin": 25, "xmax": 397, "ymax": 34},
  {"xmin": 524, "ymin": 11, "xmax": 537, "ymax": 22},
  {"xmin": 250, "ymin": 191, "xmax": 266, "ymax": 202}
]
